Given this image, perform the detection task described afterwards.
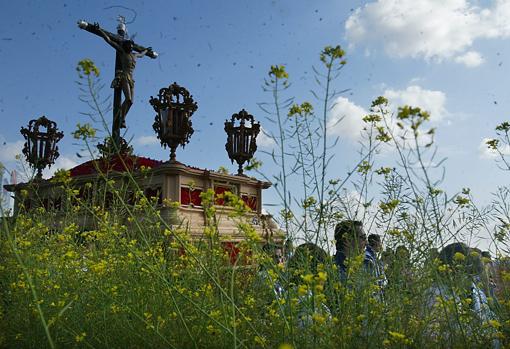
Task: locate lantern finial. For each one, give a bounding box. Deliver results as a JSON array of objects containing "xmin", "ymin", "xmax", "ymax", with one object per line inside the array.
[
  {"xmin": 150, "ymin": 82, "xmax": 197, "ymax": 162},
  {"xmin": 20, "ymin": 116, "xmax": 64, "ymax": 180},
  {"xmin": 224, "ymin": 109, "xmax": 260, "ymax": 175}
]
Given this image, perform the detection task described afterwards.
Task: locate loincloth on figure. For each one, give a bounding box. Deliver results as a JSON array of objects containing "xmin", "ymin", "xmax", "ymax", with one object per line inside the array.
[{"xmin": 110, "ymin": 70, "xmax": 135, "ymax": 90}]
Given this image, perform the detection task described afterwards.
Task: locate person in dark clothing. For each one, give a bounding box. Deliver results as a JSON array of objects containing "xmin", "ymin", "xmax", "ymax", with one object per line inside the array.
[
  {"xmin": 366, "ymin": 234, "xmax": 382, "ymax": 274},
  {"xmin": 426, "ymin": 242, "xmax": 500, "ymax": 348},
  {"xmin": 481, "ymin": 250, "xmax": 497, "ymax": 299},
  {"xmin": 385, "ymin": 245, "xmax": 412, "ymax": 293},
  {"xmin": 287, "ymin": 242, "xmax": 328, "ymax": 283},
  {"xmin": 284, "ymin": 243, "xmax": 332, "ymax": 327},
  {"xmin": 366, "ymin": 234, "xmax": 387, "ymax": 289},
  {"xmin": 333, "ymin": 220, "xmax": 367, "ymax": 280},
  {"xmin": 367, "ymin": 234, "xmax": 383, "ymax": 254}
]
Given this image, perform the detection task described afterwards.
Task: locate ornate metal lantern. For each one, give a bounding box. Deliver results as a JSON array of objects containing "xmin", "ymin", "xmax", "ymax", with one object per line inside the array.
[
  {"xmin": 224, "ymin": 109, "xmax": 260, "ymax": 175},
  {"xmin": 20, "ymin": 116, "xmax": 64, "ymax": 179},
  {"xmin": 150, "ymin": 82, "xmax": 197, "ymax": 162}
]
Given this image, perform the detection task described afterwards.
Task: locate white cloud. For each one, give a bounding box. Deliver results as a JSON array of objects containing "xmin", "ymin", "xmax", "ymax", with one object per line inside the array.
[
  {"xmin": 479, "ymin": 137, "xmax": 510, "ymax": 159},
  {"xmin": 328, "ymin": 85, "xmax": 448, "ymax": 142},
  {"xmin": 333, "ymin": 189, "xmax": 370, "ymax": 225},
  {"xmin": 327, "ymin": 96, "xmax": 368, "ymax": 141},
  {"xmin": 0, "ymin": 135, "xmax": 83, "ymax": 181},
  {"xmin": 454, "ymin": 51, "xmax": 484, "ymax": 67},
  {"xmin": 345, "ymin": 0, "xmax": 510, "ymax": 66},
  {"xmin": 43, "ymin": 156, "xmax": 80, "ymax": 178},
  {"xmin": 479, "ymin": 138, "xmax": 497, "ymax": 159},
  {"xmin": 0, "ymin": 139, "xmax": 23, "ymax": 163},
  {"xmin": 136, "ymin": 135, "xmax": 159, "ymax": 146},
  {"xmin": 383, "ymin": 85, "xmax": 447, "ymax": 122},
  {"xmin": 257, "ymin": 127, "xmax": 276, "ymax": 148},
  {"xmin": 55, "ymin": 156, "xmax": 80, "ymax": 170}
]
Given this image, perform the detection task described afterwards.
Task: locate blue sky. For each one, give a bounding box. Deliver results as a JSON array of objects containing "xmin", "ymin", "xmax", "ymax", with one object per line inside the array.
[{"xmin": 1, "ymin": 0, "xmax": 509, "ymax": 216}]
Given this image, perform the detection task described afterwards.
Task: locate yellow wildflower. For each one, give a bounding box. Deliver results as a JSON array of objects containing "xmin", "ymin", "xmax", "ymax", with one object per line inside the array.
[
  {"xmin": 90, "ymin": 260, "xmax": 107, "ymax": 274},
  {"xmin": 470, "ymin": 250, "xmax": 480, "ymax": 258},
  {"xmin": 279, "ymin": 343, "xmax": 293, "ymax": 349},
  {"xmin": 207, "ymin": 325, "xmax": 217, "ymax": 335},
  {"xmin": 245, "ymin": 296, "xmax": 256, "ymax": 307},
  {"xmin": 254, "ymin": 335, "xmax": 267, "ymax": 346},
  {"xmin": 110, "ymin": 303, "xmax": 120, "ymax": 314},
  {"xmin": 75, "ymin": 332, "xmax": 86, "ymax": 342},
  {"xmin": 438, "ymin": 264, "xmax": 448, "ymax": 273},
  {"xmin": 388, "ymin": 330, "xmax": 411, "ymax": 344},
  {"xmin": 312, "ymin": 313, "xmax": 326, "ymax": 325},
  {"xmin": 488, "ymin": 319, "xmax": 502, "ymax": 329},
  {"xmin": 453, "ymin": 252, "xmax": 466, "ymax": 262},
  {"xmin": 302, "ymin": 274, "xmax": 314, "ymax": 284},
  {"xmin": 298, "ymin": 285, "xmax": 308, "ymax": 297},
  {"xmin": 389, "ymin": 331, "xmax": 406, "ymax": 340},
  {"xmin": 64, "ymin": 250, "xmax": 78, "ymax": 259},
  {"xmin": 316, "ymin": 271, "xmax": 327, "ymax": 283}
]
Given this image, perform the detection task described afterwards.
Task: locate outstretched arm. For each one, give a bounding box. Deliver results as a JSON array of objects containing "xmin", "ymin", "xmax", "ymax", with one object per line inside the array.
[
  {"xmin": 135, "ymin": 47, "xmax": 150, "ymax": 58},
  {"xmin": 95, "ymin": 24, "xmax": 121, "ymax": 51}
]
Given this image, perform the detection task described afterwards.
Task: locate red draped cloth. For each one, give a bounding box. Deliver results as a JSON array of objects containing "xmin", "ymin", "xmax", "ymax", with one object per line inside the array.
[{"xmin": 69, "ymin": 155, "xmax": 163, "ymax": 177}]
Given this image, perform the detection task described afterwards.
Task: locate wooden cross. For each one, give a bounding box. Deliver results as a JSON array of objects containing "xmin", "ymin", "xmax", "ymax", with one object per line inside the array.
[{"xmin": 77, "ymin": 17, "xmax": 158, "ymax": 150}]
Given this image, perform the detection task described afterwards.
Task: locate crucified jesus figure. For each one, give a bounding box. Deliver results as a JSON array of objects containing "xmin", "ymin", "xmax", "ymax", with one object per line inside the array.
[{"xmin": 95, "ymin": 24, "xmax": 149, "ymax": 128}]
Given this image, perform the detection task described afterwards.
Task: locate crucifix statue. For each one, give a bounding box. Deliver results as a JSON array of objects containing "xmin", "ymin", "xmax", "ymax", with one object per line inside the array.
[{"xmin": 77, "ymin": 16, "xmax": 158, "ymax": 150}]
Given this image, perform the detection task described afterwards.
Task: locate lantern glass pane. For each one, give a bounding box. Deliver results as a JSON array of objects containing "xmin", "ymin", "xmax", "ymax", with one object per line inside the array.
[
  {"xmin": 44, "ymin": 138, "xmax": 51, "ymax": 161},
  {"xmin": 31, "ymin": 137, "xmax": 37, "ymax": 162},
  {"xmin": 246, "ymin": 133, "xmax": 251, "ymax": 153},
  {"xmin": 177, "ymin": 110, "xmax": 184, "ymax": 137},
  {"xmin": 27, "ymin": 137, "xmax": 32, "ymax": 156},
  {"xmin": 234, "ymin": 129, "xmax": 241, "ymax": 154},
  {"xmin": 169, "ymin": 109, "xmax": 175, "ymax": 135},
  {"xmin": 160, "ymin": 108, "xmax": 169, "ymax": 135},
  {"xmin": 38, "ymin": 136, "xmax": 44, "ymax": 161}
]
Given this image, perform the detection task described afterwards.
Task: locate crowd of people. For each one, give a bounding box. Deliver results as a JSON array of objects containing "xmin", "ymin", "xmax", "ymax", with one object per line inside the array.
[{"xmin": 260, "ymin": 220, "xmax": 506, "ymax": 345}]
